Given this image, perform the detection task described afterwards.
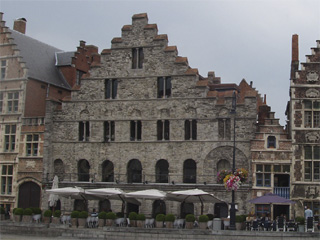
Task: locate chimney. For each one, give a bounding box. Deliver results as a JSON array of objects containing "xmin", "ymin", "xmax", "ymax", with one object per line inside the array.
[
  {"xmin": 290, "ymin": 34, "xmax": 299, "ymax": 80},
  {"xmin": 13, "ymin": 18, "xmax": 27, "ymax": 34}
]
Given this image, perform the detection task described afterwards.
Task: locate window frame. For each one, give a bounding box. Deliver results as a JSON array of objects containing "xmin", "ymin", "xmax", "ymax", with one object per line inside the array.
[
  {"xmin": 7, "ymin": 92, "xmax": 19, "ymax": 113},
  {"xmin": 0, "ymin": 60, "xmax": 6, "ymax": 80},
  {"xmin": 157, "ymin": 120, "xmax": 170, "ymax": 140},
  {"xmin": 79, "ymin": 121, "xmax": 90, "ymax": 142},
  {"xmin": 4, "ymin": 125, "xmax": 16, "ymax": 152},
  {"xmin": 218, "ymin": 118, "xmax": 231, "ymax": 140},
  {"xmin": 105, "ymin": 79, "xmax": 118, "ymax": 99},
  {"xmin": 157, "ymin": 76, "xmax": 172, "ymax": 98},
  {"xmin": 25, "ymin": 134, "xmax": 39, "ymax": 156},
  {"xmin": 256, "ymin": 164, "xmax": 271, "ymax": 187},
  {"xmin": 130, "ymin": 120, "xmax": 142, "ymax": 141},
  {"xmin": 104, "ymin": 121, "xmax": 115, "ymax": 142},
  {"xmin": 304, "ymin": 100, "xmax": 320, "ymax": 128},
  {"xmin": 185, "ymin": 119, "xmax": 197, "ymax": 140},
  {"xmin": 132, "ymin": 48, "xmax": 143, "ymax": 69},
  {"xmin": 304, "ymin": 145, "xmax": 320, "ymax": 181},
  {"xmin": 1, "ymin": 165, "xmax": 13, "ymax": 195}
]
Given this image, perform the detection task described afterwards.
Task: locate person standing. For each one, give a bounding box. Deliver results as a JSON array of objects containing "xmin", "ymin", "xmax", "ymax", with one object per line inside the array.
[{"xmin": 304, "ymin": 206, "xmax": 313, "ymax": 219}]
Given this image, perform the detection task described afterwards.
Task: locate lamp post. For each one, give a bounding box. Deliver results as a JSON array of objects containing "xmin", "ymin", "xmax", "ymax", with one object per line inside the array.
[{"xmin": 229, "ymin": 90, "xmax": 237, "ymax": 230}]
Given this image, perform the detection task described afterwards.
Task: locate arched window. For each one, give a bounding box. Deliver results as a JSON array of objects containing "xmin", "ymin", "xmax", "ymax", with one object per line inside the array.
[
  {"xmin": 127, "ymin": 159, "xmax": 142, "ymax": 183},
  {"xmin": 54, "ymin": 159, "xmax": 64, "ymax": 181},
  {"xmin": 18, "ymin": 181, "xmax": 41, "ymax": 208},
  {"xmin": 180, "ymin": 202, "xmax": 194, "ymax": 218},
  {"xmin": 99, "ymin": 199, "xmax": 111, "ymax": 212},
  {"xmin": 152, "ymin": 200, "xmax": 166, "ymax": 218},
  {"xmin": 217, "ymin": 159, "xmax": 230, "ymax": 172},
  {"xmin": 155, "ymin": 159, "xmax": 169, "ymax": 183},
  {"xmin": 126, "ymin": 202, "xmax": 139, "ymax": 215},
  {"xmin": 78, "ymin": 159, "xmax": 90, "ymax": 181},
  {"xmin": 267, "ymin": 136, "xmax": 276, "ymax": 148},
  {"xmin": 183, "ymin": 159, "xmax": 196, "ymax": 183},
  {"xmin": 102, "ymin": 160, "xmax": 114, "ymax": 182}
]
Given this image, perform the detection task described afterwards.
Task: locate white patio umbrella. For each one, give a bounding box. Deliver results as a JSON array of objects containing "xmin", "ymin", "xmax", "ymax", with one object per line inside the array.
[
  {"xmin": 125, "ymin": 189, "xmax": 167, "ymax": 200},
  {"xmin": 46, "ymin": 186, "xmax": 87, "ymax": 200},
  {"xmin": 48, "ymin": 175, "xmax": 59, "ymax": 213},
  {"xmin": 166, "ymin": 188, "xmax": 224, "ymax": 215},
  {"xmin": 85, "ymin": 188, "xmax": 141, "ymax": 215}
]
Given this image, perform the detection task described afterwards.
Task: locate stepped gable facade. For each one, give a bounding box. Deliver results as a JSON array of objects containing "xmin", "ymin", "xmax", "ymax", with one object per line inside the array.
[
  {"xmin": 42, "ymin": 13, "xmax": 262, "ymax": 217},
  {"xmin": 0, "ymin": 12, "xmax": 97, "ymax": 212},
  {"xmin": 287, "ymin": 35, "xmax": 320, "ymax": 218}
]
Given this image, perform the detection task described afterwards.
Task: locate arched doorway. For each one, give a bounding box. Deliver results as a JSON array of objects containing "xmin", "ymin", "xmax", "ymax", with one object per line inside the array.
[
  {"xmin": 101, "ymin": 160, "xmax": 114, "ymax": 182},
  {"xmin": 183, "ymin": 159, "xmax": 196, "ymax": 183},
  {"xmin": 99, "ymin": 199, "xmax": 111, "ymax": 212},
  {"xmin": 180, "ymin": 202, "xmax": 194, "ymax": 218},
  {"xmin": 126, "ymin": 202, "xmax": 139, "ymax": 215},
  {"xmin": 127, "ymin": 159, "xmax": 142, "ymax": 183},
  {"xmin": 74, "ymin": 199, "xmax": 87, "ymax": 212},
  {"xmin": 78, "ymin": 159, "xmax": 90, "ymax": 181},
  {"xmin": 152, "ymin": 200, "xmax": 166, "ymax": 218},
  {"xmin": 18, "ymin": 181, "xmax": 41, "ymax": 208},
  {"xmin": 155, "ymin": 159, "xmax": 169, "ymax": 183}
]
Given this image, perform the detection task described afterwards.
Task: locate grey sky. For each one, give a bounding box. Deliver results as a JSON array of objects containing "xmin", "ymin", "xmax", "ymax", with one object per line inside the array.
[{"xmin": 1, "ymin": 0, "xmax": 319, "ymax": 125}]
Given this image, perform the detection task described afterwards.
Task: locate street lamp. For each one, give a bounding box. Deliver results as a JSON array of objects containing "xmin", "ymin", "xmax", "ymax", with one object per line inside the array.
[{"xmin": 229, "ymin": 90, "xmax": 237, "ymax": 230}]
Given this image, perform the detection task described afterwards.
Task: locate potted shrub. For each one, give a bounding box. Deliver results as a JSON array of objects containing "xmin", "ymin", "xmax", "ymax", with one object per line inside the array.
[
  {"xmin": 22, "ymin": 208, "xmax": 33, "ymax": 223},
  {"xmin": 155, "ymin": 213, "xmax": 165, "ymax": 228},
  {"xmin": 13, "ymin": 208, "xmax": 23, "ymax": 222},
  {"xmin": 235, "ymin": 215, "xmax": 246, "ymax": 230},
  {"xmin": 206, "ymin": 214, "xmax": 214, "ymax": 221},
  {"xmin": 185, "ymin": 214, "xmax": 195, "ymax": 229},
  {"xmin": 136, "ymin": 213, "xmax": 146, "ymax": 228},
  {"xmin": 106, "ymin": 212, "xmax": 116, "ymax": 226},
  {"xmin": 78, "ymin": 211, "xmax": 88, "ymax": 228},
  {"xmin": 70, "ymin": 210, "xmax": 79, "ymax": 228},
  {"xmin": 199, "ymin": 215, "xmax": 209, "ymax": 229},
  {"xmin": 43, "ymin": 210, "xmax": 52, "ymax": 224},
  {"xmin": 128, "ymin": 212, "xmax": 137, "ymax": 227},
  {"xmin": 165, "ymin": 214, "xmax": 175, "ymax": 228},
  {"xmin": 0, "ymin": 206, "xmax": 5, "ymax": 220},
  {"xmin": 295, "ymin": 216, "xmax": 305, "ymax": 232},
  {"xmin": 98, "ymin": 211, "xmax": 107, "ymax": 228},
  {"xmin": 52, "ymin": 210, "xmax": 61, "ymax": 224}
]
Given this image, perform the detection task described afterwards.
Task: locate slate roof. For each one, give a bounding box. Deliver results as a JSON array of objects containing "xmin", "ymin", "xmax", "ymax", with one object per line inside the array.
[
  {"xmin": 56, "ymin": 51, "xmax": 75, "ymax": 66},
  {"xmin": 9, "ymin": 29, "xmax": 71, "ymax": 90}
]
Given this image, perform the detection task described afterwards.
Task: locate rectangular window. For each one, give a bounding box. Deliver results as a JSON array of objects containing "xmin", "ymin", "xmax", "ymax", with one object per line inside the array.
[
  {"xmin": 304, "ymin": 146, "xmax": 320, "ymax": 181},
  {"xmin": 157, "ymin": 120, "xmax": 169, "ymax": 140},
  {"xmin": 76, "ymin": 70, "xmax": 85, "ymax": 85},
  {"xmin": 130, "ymin": 120, "xmax": 141, "ymax": 141},
  {"xmin": 0, "ymin": 60, "xmax": 6, "ymax": 80},
  {"xmin": 157, "ymin": 77, "xmax": 172, "ymax": 98},
  {"xmin": 185, "ymin": 120, "xmax": 197, "ymax": 140},
  {"xmin": 218, "ymin": 118, "xmax": 231, "ymax": 140},
  {"xmin": 4, "ymin": 125, "xmax": 16, "ymax": 152},
  {"xmin": 304, "ymin": 100, "xmax": 320, "ymax": 128},
  {"xmin": 1, "ymin": 165, "xmax": 13, "ymax": 195},
  {"xmin": 132, "ymin": 48, "xmax": 143, "ymax": 69},
  {"xmin": 26, "ymin": 134, "xmax": 39, "ymax": 156},
  {"xmin": 105, "ymin": 79, "xmax": 118, "ymax": 99},
  {"xmin": 0, "ymin": 92, "xmax": 3, "ymax": 113},
  {"xmin": 104, "ymin": 121, "xmax": 115, "ymax": 142},
  {"xmin": 256, "ymin": 164, "xmax": 271, "ymax": 187},
  {"xmin": 79, "ymin": 121, "xmax": 90, "ymax": 141},
  {"xmin": 7, "ymin": 92, "xmax": 19, "ymax": 113}
]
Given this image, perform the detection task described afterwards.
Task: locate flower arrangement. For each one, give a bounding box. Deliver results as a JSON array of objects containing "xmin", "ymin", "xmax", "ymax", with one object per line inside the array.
[{"xmin": 217, "ymin": 168, "xmax": 248, "ymax": 191}]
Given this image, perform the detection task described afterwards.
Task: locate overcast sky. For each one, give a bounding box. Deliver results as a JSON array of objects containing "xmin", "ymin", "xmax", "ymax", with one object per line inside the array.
[{"xmin": 1, "ymin": 0, "xmax": 319, "ymax": 125}]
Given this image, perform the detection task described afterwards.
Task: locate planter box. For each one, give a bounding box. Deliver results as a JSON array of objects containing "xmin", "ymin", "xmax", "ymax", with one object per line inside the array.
[
  {"xmin": 78, "ymin": 218, "xmax": 86, "ymax": 228},
  {"xmin": 166, "ymin": 221, "xmax": 173, "ymax": 228},
  {"xmin": 236, "ymin": 222, "xmax": 244, "ymax": 230},
  {"xmin": 22, "ymin": 215, "xmax": 32, "ymax": 223},
  {"xmin": 199, "ymin": 222, "xmax": 207, "ymax": 229},
  {"xmin": 14, "ymin": 215, "xmax": 21, "ymax": 222},
  {"xmin": 0, "ymin": 214, "xmax": 5, "ymax": 221},
  {"xmin": 185, "ymin": 222, "xmax": 193, "ymax": 229},
  {"xmin": 98, "ymin": 219, "xmax": 105, "ymax": 228},
  {"xmin": 130, "ymin": 220, "xmax": 137, "ymax": 227},
  {"xmin": 52, "ymin": 217, "xmax": 60, "ymax": 224},
  {"xmin": 137, "ymin": 220, "xmax": 145, "ymax": 228},
  {"xmin": 71, "ymin": 218, "xmax": 78, "ymax": 228},
  {"xmin": 43, "ymin": 216, "xmax": 51, "ymax": 224},
  {"xmin": 106, "ymin": 219, "xmax": 114, "ymax": 226},
  {"xmin": 155, "ymin": 221, "xmax": 163, "ymax": 228}
]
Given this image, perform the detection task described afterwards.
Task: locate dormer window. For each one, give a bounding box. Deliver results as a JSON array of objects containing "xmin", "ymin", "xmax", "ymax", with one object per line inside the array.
[{"xmin": 267, "ymin": 136, "xmax": 276, "ymax": 148}]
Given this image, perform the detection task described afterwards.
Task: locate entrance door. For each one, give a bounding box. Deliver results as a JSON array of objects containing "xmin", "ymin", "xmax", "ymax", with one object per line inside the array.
[
  {"xmin": 18, "ymin": 181, "xmax": 41, "ymax": 208},
  {"xmin": 273, "ymin": 205, "xmax": 289, "ymax": 220}
]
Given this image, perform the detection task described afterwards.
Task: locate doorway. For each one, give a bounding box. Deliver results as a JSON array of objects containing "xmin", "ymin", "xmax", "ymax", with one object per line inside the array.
[{"xmin": 273, "ymin": 205, "xmax": 289, "ymax": 220}]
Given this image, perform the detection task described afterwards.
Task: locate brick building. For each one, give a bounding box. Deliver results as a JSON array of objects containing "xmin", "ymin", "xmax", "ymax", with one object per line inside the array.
[
  {"xmin": 0, "ymin": 12, "xmax": 97, "ymax": 214},
  {"xmin": 287, "ymin": 35, "xmax": 320, "ymax": 220},
  {"xmin": 41, "ymin": 13, "xmax": 263, "ymax": 218}
]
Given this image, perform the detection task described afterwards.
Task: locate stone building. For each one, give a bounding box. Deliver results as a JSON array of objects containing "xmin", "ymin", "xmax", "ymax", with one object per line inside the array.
[
  {"xmin": 42, "ymin": 13, "xmax": 264, "ymax": 218},
  {"xmin": 287, "ymin": 35, "xmax": 320, "ymax": 220},
  {"xmin": 0, "ymin": 12, "xmax": 97, "ymax": 214},
  {"xmin": 251, "ymin": 101, "xmax": 292, "ymax": 219}
]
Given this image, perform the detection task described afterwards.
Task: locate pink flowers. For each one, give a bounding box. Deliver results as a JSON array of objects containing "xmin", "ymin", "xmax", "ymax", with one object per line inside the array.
[
  {"xmin": 217, "ymin": 168, "xmax": 248, "ymax": 191},
  {"xmin": 223, "ymin": 174, "xmax": 241, "ymax": 191}
]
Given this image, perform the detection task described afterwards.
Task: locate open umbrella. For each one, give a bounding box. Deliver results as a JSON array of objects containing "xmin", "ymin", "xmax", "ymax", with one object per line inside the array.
[
  {"xmin": 48, "ymin": 175, "xmax": 59, "ymax": 214},
  {"xmin": 167, "ymin": 188, "xmax": 223, "ymax": 215},
  {"xmin": 248, "ymin": 193, "xmax": 295, "ymax": 204},
  {"xmin": 46, "ymin": 186, "xmax": 87, "ymax": 200},
  {"xmin": 125, "ymin": 189, "xmax": 167, "ymax": 200}
]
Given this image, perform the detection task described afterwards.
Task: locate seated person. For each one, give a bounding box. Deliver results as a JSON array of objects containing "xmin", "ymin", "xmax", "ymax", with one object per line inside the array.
[{"xmin": 91, "ymin": 208, "xmax": 98, "ymax": 217}]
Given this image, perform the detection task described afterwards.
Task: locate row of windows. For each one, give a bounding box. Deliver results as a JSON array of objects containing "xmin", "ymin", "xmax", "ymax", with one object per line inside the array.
[
  {"xmin": 0, "ymin": 92, "xmax": 19, "ymax": 113},
  {"xmin": 255, "ymin": 164, "xmax": 291, "ymax": 187},
  {"xmin": 79, "ymin": 120, "xmax": 202, "ymax": 142},
  {"xmin": 103, "ymin": 76, "xmax": 172, "ymax": 100},
  {"xmin": 304, "ymin": 146, "xmax": 320, "ymax": 181}
]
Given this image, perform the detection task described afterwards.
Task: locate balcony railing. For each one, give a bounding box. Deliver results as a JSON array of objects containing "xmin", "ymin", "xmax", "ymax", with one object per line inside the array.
[{"xmin": 274, "ymin": 187, "xmax": 290, "ymax": 199}]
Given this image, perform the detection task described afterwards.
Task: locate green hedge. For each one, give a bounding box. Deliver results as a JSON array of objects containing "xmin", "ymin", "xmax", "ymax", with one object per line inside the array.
[
  {"xmin": 53, "ymin": 210, "xmax": 61, "ymax": 218},
  {"xmin": 156, "ymin": 213, "xmax": 165, "ymax": 222},
  {"xmin": 185, "ymin": 214, "xmax": 195, "ymax": 222},
  {"xmin": 98, "ymin": 211, "xmax": 107, "ymax": 219},
  {"xmin": 31, "ymin": 207, "xmax": 42, "ymax": 215},
  {"xmin": 106, "ymin": 212, "xmax": 116, "ymax": 220},
  {"xmin": 23, "ymin": 208, "xmax": 33, "ymax": 216},
  {"xmin": 44, "ymin": 210, "xmax": 52, "ymax": 217},
  {"xmin": 79, "ymin": 211, "xmax": 88, "ymax": 219},
  {"xmin": 199, "ymin": 215, "xmax": 209, "ymax": 222},
  {"xmin": 165, "ymin": 214, "xmax": 175, "ymax": 222},
  {"xmin": 136, "ymin": 213, "xmax": 146, "ymax": 221},
  {"xmin": 128, "ymin": 212, "xmax": 137, "ymax": 220},
  {"xmin": 71, "ymin": 211, "xmax": 79, "ymax": 218},
  {"xmin": 206, "ymin": 214, "xmax": 214, "ymax": 220},
  {"xmin": 0, "ymin": 207, "xmax": 5, "ymax": 214},
  {"xmin": 14, "ymin": 208, "xmax": 23, "ymax": 216},
  {"xmin": 295, "ymin": 216, "xmax": 305, "ymax": 225}
]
